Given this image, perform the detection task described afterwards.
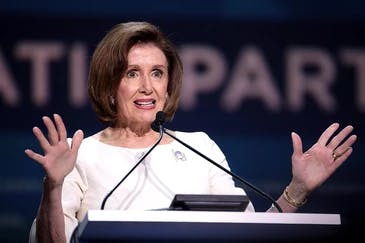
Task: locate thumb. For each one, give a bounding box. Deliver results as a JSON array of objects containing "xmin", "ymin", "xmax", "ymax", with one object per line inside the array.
[
  {"xmin": 71, "ymin": 129, "xmax": 84, "ymax": 152},
  {"xmin": 291, "ymin": 132, "xmax": 303, "ymax": 157}
]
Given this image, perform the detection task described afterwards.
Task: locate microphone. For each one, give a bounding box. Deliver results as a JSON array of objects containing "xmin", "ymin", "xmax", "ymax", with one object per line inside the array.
[
  {"xmin": 153, "ymin": 111, "xmax": 283, "ymax": 212},
  {"xmin": 100, "ymin": 112, "xmax": 164, "ymax": 210},
  {"xmin": 151, "ymin": 110, "xmax": 165, "ymax": 132}
]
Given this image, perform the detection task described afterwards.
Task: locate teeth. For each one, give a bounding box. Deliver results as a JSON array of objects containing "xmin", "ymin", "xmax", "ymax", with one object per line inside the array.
[{"xmin": 135, "ymin": 101, "xmax": 154, "ymax": 106}]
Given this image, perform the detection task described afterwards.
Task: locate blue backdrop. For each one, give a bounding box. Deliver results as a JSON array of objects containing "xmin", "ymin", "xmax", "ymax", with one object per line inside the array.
[{"xmin": 0, "ymin": 1, "xmax": 364, "ymax": 242}]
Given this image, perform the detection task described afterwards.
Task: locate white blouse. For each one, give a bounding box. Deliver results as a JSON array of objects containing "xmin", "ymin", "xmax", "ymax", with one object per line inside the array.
[{"xmin": 30, "ymin": 131, "xmax": 254, "ymax": 243}]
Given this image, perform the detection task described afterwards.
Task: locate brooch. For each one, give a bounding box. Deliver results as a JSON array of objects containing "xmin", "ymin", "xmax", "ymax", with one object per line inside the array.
[{"xmin": 173, "ymin": 150, "xmax": 186, "ymax": 161}]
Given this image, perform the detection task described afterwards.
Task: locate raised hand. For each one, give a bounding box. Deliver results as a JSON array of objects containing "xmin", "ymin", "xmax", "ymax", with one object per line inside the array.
[
  {"xmin": 25, "ymin": 114, "xmax": 84, "ymax": 185},
  {"xmin": 290, "ymin": 123, "xmax": 357, "ymax": 195}
]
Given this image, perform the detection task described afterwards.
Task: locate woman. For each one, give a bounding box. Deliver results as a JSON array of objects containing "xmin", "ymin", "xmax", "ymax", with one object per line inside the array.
[{"xmin": 26, "ymin": 21, "xmax": 357, "ymax": 243}]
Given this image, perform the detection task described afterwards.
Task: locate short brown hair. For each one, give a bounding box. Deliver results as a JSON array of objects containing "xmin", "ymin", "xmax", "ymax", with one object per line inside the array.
[{"xmin": 88, "ymin": 21, "xmax": 183, "ymax": 127}]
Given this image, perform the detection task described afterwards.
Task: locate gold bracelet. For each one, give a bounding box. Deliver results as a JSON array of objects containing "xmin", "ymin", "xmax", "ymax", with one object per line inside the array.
[{"xmin": 283, "ymin": 186, "xmax": 307, "ymax": 208}]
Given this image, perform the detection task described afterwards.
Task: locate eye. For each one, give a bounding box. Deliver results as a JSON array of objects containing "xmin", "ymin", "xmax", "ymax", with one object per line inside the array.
[
  {"xmin": 126, "ymin": 69, "xmax": 138, "ymax": 78},
  {"xmin": 151, "ymin": 69, "xmax": 163, "ymax": 78}
]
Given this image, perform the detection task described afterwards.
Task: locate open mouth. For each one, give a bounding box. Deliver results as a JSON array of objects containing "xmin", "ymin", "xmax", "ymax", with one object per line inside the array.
[{"xmin": 134, "ymin": 99, "xmax": 156, "ymax": 108}]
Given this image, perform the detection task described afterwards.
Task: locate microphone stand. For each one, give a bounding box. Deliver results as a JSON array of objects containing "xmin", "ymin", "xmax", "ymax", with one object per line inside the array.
[
  {"xmin": 163, "ymin": 128, "xmax": 283, "ymax": 213},
  {"xmin": 100, "ymin": 124, "xmax": 164, "ymax": 210}
]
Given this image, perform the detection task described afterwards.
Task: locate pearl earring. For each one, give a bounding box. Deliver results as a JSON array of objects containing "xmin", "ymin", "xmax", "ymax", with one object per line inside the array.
[{"xmin": 110, "ymin": 96, "xmax": 115, "ymax": 105}]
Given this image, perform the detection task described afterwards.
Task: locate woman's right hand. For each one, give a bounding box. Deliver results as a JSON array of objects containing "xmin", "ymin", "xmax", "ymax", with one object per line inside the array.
[{"xmin": 25, "ymin": 113, "xmax": 84, "ymax": 185}]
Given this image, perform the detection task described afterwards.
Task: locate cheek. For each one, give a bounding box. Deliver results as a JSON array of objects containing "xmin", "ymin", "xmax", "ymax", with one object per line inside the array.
[
  {"xmin": 117, "ymin": 82, "xmax": 136, "ymax": 100},
  {"xmin": 162, "ymin": 85, "xmax": 168, "ymax": 95},
  {"xmin": 159, "ymin": 81, "xmax": 169, "ymax": 95}
]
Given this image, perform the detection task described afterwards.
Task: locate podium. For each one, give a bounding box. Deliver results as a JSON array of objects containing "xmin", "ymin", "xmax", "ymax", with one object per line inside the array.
[{"xmin": 72, "ymin": 210, "xmax": 341, "ymax": 242}]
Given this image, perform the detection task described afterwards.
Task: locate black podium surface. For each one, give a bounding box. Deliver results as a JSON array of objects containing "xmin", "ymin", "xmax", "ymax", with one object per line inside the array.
[{"xmin": 73, "ymin": 210, "xmax": 341, "ymax": 242}]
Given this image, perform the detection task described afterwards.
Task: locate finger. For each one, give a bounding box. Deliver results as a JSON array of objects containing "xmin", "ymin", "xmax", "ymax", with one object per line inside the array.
[
  {"xmin": 332, "ymin": 147, "xmax": 353, "ymax": 166},
  {"xmin": 71, "ymin": 130, "xmax": 84, "ymax": 152},
  {"xmin": 32, "ymin": 126, "xmax": 51, "ymax": 151},
  {"xmin": 327, "ymin": 125, "xmax": 354, "ymax": 150},
  {"xmin": 42, "ymin": 116, "xmax": 59, "ymax": 145},
  {"xmin": 333, "ymin": 134, "xmax": 357, "ymax": 157},
  {"xmin": 317, "ymin": 123, "xmax": 340, "ymax": 146},
  {"xmin": 53, "ymin": 114, "xmax": 67, "ymax": 141},
  {"xmin": 24, "ymin": 149, "xmax": 45, "ymax": 165},
  {"xmin": 291, "ymin": 132, "xmax": 303, "ymax": 158}
]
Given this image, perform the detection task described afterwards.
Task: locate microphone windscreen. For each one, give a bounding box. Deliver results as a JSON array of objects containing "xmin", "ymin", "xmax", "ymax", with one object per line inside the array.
[
  {"xmin": 156, "ymin": 111, "xmax": 166, "ymax": 124},
  {"xmin": 151, "ymin": 111, "xmax": 166, "ymax": 132}
]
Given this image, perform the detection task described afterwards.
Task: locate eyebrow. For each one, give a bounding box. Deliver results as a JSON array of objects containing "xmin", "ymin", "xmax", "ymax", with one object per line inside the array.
[
  {"xmin": 127, "ymin": 64, "xmax": 168, "ymax": 69},
  {"xmin": 152, "ymin": 65, "xmax": 168, "ymax": 70}
]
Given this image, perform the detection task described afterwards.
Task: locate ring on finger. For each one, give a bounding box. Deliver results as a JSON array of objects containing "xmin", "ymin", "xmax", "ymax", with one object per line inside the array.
[{"xmin": 332, "ymin": 151, "xmax": 339, "ymax": 160}]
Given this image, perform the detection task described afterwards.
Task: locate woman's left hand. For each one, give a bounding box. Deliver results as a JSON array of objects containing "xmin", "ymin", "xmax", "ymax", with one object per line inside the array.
[{"xmin": 289, "ymin": 123, "xmax": 357, "ymax": 197}]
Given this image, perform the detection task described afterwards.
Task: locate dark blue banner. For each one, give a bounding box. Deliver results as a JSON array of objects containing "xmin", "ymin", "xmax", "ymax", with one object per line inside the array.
[{"xmin": 0, "ymin": 13, "xmax": 364, "ymax": 242}]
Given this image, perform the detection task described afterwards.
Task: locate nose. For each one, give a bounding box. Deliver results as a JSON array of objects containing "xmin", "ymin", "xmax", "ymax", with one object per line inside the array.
[{"xmin": 138, "ymin": 75, "xmax": 153, "ymax": 94}]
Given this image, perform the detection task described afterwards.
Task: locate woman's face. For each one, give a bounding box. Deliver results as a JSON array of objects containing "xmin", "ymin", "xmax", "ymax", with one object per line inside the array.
[{"xmin": 116, "ymin": 42, "xmax": 169, "ymax": 127}]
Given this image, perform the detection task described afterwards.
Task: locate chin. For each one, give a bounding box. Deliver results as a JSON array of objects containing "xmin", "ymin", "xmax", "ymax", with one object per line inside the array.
[
  {"xmin": 132, "ymin": 108, "xmax": 160, "ymax": 122},
  {"xmin": 138, "ymin": 112, "xmax": 155, "ymax": 123}
]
